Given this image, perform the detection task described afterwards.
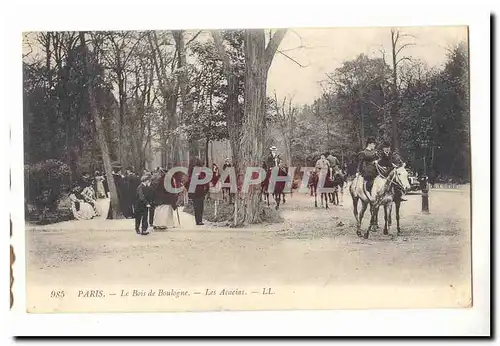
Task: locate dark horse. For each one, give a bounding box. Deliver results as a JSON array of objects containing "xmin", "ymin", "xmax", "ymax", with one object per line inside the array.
[
  {"xmin": 261, "ymin": 162, "xmax": 288, "ymax": 210},
  {"xmin": 309, "ymin": 168, "xmax": 334, "ymax": 208}
]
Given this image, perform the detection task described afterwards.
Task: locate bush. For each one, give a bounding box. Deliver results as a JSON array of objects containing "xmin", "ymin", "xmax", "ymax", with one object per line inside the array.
[{"xmin": 25, "ymin": 159, "xmax": 72, "ymax": 221}]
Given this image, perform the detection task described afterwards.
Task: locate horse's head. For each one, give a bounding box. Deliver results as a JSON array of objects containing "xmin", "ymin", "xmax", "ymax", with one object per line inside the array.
[{"xmin": 390, "ymin": 163, "xmax": 411, "ymax": 192}]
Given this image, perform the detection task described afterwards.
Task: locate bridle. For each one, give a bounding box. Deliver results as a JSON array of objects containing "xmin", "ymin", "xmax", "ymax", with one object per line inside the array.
[{"xmin": 375, "ymin": 161, "xmax": 407, "ymax": 191}]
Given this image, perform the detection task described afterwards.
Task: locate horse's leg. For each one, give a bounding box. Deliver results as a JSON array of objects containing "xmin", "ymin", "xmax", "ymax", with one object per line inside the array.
[
  {"xmin": 386, "ymin": 202, "xmax": 393, "ymax": 236},
  {"xmin": 352, "ymin": 196, "xmax": 361, "ymax": 236},
  {"xmin": 371, "ymin": 204, "xmax": 379, "ymax": 232},
  {"xmin": 359, "ymin": 201, "xmax": 369, "ymax": 238},
  {"xmin": 368, "ymin": 203, "xmax": 378, "ymax": 232},
  {"xmin": 282, "ymin": 193, "xmax": 286, "ymax": 204},
  {"xmin": 275, "ymin": 193, "xmax": 281, "ymax": 210},
  {"xmin": 340, "ymin": 186, "xmax": 344, "ymax": 206},
  {"xmin": 388, "ymin": 201, "xmax": 393, "ymax": 228},
  {"xmin": 395, "ymin": 199, "xmax": 401, "ymax": 235},
  {"xmin": 383, "ymin": 203, "xmax": 389, "ymax": 235},
  {"xmin": 314, "ymin": 188, "xmax": 318, "ymax": 208}
]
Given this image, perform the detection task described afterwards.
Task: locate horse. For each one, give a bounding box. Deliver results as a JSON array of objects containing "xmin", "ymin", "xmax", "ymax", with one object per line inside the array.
[
  {"xmin": 261, "ymin": 161, "xmax": 289, "ymax": 210},
  {"xmin": 309, "ymin": 168, "xmax": 334, "ymax": 208},
  {"xmin": 369, "ymin": 164, "xmax": 411, "ymax": 238},
  {"xmin": 349, "ymin": 163, "xmax": 411, "ymax": 239},
  {"xmin": 331, "ymin": 168, "xmax": 346, "ymax": 206}
]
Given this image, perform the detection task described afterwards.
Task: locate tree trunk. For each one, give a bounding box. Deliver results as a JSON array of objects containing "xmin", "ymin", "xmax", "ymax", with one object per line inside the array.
[
  {"xmin": 238, "ymin": 29, "xmax": 269, "ymax": 224},
  {"xmin": 210, "ymin": 141, "xmax": 215, "ymax": 166},
  {"xmin": 391, "ymin": 31, "xmax": 400, "ymax": 152},
  {"xmin": 79, "ymin": 32, "xmax": 122, "ymax": 219},
  {"xmin": 211, "ymin": 28, "xmax": 286, "ymax": 226},
  {"xmin": 205, "ymin": 139, "xmax": 210, "ymax": 167},
  {"xmin": 173, "ymin": 30, "xmax": 191, "ymax": 167},
  {"xmin": 359, "ymin": 97, "xmax": 365, "ymax": 148}
]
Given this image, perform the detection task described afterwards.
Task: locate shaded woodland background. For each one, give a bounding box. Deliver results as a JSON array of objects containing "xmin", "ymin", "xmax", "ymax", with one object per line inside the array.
[{"xmin": 22, "ymin": 29, "xmax": 470, "ymax": 224}]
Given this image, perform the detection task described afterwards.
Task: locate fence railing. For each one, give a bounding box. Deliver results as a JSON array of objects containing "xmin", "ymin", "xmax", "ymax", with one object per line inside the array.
[{"xmin": 430, "ymin": 183, "xmax": 470, "ymax": 190}]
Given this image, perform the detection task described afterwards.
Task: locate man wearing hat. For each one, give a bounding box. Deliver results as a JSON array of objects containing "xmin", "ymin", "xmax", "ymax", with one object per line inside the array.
[
  {"xmin": 135, "ymin": 174, "xmax": 153, "ymax": 235},
  {"xmin": 377, "ymin": 140, "xmax": 407, "ymax": 201},
  {"xmin": 356, "ymin": 136, "xmax": 379, "ymax": 201},
  {"xmin": 222, "ymin": 157, "xmax": 232, "ymax": 171},
  {"xmin": 264, "ymin": 146, "xmax": 282, "ymax": 170}
]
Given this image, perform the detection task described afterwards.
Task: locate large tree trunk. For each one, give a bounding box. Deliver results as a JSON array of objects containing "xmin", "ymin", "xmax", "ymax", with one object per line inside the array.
[
  {"xmin": 117, "ymin": 74, "xmax": 125, "ymax": 164},
  {"xmin": 205, "ymin": 139, "xmax": 210, "ymax": 167},
  {"xmin": 238, "ymin": 30, "xmax": 270, "ymax": 224},
  {"xmin": 173, "ymin": 30, "xmax": 191, "ymax": 167},
  {"xmin": 211, "ymin": 29, "xmax": 286, "ymax": 226},
  {"xmin": 79, "ymin": 32, "xmax": 122, "ymax": 219}
]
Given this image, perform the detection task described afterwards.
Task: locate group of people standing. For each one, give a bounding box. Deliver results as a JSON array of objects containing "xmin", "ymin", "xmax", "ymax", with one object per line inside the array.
[
  {"xmin": 132, "ymin": 166, "xmax": 184, "ymax": 235},
  {"xmin": 132, "ymin": 160, "xmax": 212, "ymax": 235}
]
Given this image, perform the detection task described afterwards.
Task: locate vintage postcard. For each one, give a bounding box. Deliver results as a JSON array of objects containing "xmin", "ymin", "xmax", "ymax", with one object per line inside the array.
[{"xmin": 9, "ymin": 4, "xmax": 492, "ymax": 334}]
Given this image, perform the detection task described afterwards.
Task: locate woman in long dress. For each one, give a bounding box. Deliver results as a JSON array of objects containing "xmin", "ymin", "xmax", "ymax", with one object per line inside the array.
[
  {"xmin": 94, "ymin": 171, "xmax": 106, "ymax": 198},
  {"xmin": 152, "ymin": 172, "xmax": 179, "ymax": 229},
  {"xmin": 93, "ymin": 171, "xmax": 110, "ymax": 220},
  {"xmin": 81, "ymin": 184, "xmax": 99, "ymax": 215},
  {"xmin": 69, "ymin": 186, "xmax": 96, "ymax": 220}
]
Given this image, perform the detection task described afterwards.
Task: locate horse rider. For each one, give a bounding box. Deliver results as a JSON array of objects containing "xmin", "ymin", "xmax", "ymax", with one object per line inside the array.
[
  {"xmin": 264, "ymin": 146, "xmax": 282, "ymax": 170},
  {"xmin": 326, "ymin": 152, "xmax": 340, "ymax": 171},
  {"xmin": 355, "ymin": 137, "xmax": 378, "ymax": 201},
  {"xmin": 223, "ymin": 157, "xmax": 232, "ymax": 170},
  {"xmin": 376, "ymin": 141, "xmax": 407, "ymax": 202},
  {"xmin": 315, "ymin": 153, "xmax": 330, "ymax": 176}
]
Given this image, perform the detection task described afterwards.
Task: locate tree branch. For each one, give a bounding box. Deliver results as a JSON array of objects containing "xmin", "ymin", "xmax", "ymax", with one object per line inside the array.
[
  {"xmin": 186, "ymin": 30, "xmax": 203, "ymax": 46},
  {"xmin": 277, "ymin": 50, "xmax": 308, "ymax": 68},
  {"xmin": 210, "ymin": 30, "xmax": 232, "ymax": 78},
  {"xmin": 396, "ymin": 56, "xmax": 412, "ymax": 66},
  {"xmin": 265, "ymin": 28, "xmax": 287, "ymax": 70},
  {"xmin": 395, "ymin": 42, "xmax": 416, "ymax": 57}
]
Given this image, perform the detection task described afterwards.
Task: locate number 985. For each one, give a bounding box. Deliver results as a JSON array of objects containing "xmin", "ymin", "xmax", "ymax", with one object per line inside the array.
[{"xmin": 50, "ymin": 290, "xmax": 65, "ymax": 298}]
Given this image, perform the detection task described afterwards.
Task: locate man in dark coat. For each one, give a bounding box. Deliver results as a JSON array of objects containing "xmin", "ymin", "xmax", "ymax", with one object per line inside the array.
[
  {"xmin": 356, "ymin": 137, "xmax": 379, "ymax": 198},
  {"xmin": 135, "ymin": 175, "xmax": 152, "ymax": 235},
  {"xmin": 186, "ymin": 160, "xmax": 210, "ymax": 226},
  {"xmin": 125, "ymin": 168, "xmax": 140, "ymax": 218},
  {"xmin": 112, "ymin": 165, "xmax": 129, "ymax": 217},
  {"xmin": 377, "ymin": 141, "xmax": 407, "ymax": 201}
]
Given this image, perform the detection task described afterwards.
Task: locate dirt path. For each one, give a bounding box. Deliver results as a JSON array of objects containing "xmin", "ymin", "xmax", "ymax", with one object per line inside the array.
[{"xmin": 26, "ymin": 189, "xmax": 471, "ymax": 310}]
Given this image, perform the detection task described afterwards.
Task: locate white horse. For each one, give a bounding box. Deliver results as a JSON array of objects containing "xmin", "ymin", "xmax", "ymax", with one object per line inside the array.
[{"xmin": 349, "ymin": 163, "xmax": 411, "ymax": 239}]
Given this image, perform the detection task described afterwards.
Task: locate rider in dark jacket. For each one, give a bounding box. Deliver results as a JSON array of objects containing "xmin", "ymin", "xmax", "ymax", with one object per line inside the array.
[
  {"xmin": 377, "ymin": 141, "xmax": 407, "ymax": 201},
  {"xmin": 356, "ymin": 137, "xmax": 379, "ymax": 197},
  {"xmin": 263, "ymin": 146, "xmax": 282, "ymax": 170}
]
